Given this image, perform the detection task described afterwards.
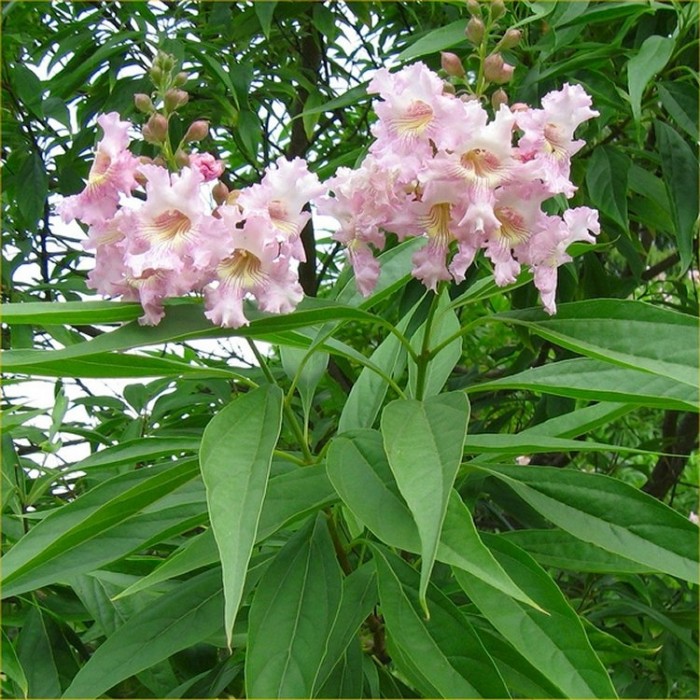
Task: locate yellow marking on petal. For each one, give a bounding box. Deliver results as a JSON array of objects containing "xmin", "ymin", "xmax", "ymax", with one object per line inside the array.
[
  {"xmin": 494, "ymin": 206, "xmax": 530, "ymax": 247},
  {"xmin": 420, "ymin": 203, "xmax": 452, "ymax": 246},
  {"xmin": 392, "ymin": 100, "xmax": 434, "ymax": 137},
  {"xmin": 543, "ymin": 123, "xmax": 569, "ymax": 159},
  {"xmin": 143, "ymin": 209, "xmax": 192, "ymax": 244},
  {"xmin": 459, "ymin": 148, "xmax": 504, "ymax": 186},
  {"xmin": 218, "ymin": 249, "xmax": 267, "ymax": 289},
  {"xmin": 268, "ymin": 199, "xmax": 298, "ymax": 236}
]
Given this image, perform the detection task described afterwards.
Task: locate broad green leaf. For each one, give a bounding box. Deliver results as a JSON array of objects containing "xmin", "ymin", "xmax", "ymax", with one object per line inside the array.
[
  {"xmin": 63, "ymin": 569, "xmax": 224, "ymax": 698},
  {"xmin": 281, "ymin": 345, "xmax": 329, "ymax": 422},
  {"xmin": 246, "ymin": 515, "xmax": 343, "ymax": 698},
  {"xmin": 315, "ymin": 640, "xmax": 364, "ymax": 698},
  {"xmin": 199, "ymin": 385, "xmax": 283, "ymax": 647},
  {"xmin": 326, "ymin": 430, "xmax": 539, "ymax": 610},
  {"xmin": 454, "ymin": 535, "xmax": 617, "ymax": 698},
  {"xmin": 17, "ymin": 152, "xmax": 47, "ymax": 228},
  {"xmin": 627, "ymin": 35, "xmax": 674, "ymax": 123},
  {"xmin": 374, "ymin": 547, "xmax": 509, "ymax": 698},
  {"xmin": 501, "ymin": 530, "xmax": 653, "ymax": 574},
  {"xmin": 254, "ymin": 0, "xmax": 276, "ymax": 38},
  {"xmin": 2, "ymin": 628, "xmax": 28, "ymax": 698},
  {"xmin": 656, "ymin": 120, "xmax": 699, "ymax": 270},
  {"xmin": 15, "ymin": 607, "xmax": 61, "ymax": 698},
  {"xmin": 396, "ymin": 19, "xmax": 468, "ymax": 61},
  {"xmin": 381, "ymin": 392, "xmax": 469, "ymax": 613},
  {"xmin": 75, "ymin": 437, "xmax": 200, "ymax": 471},
  {"xmin": 557, "ymin": 1, "xmax": 653, "ymax": 27},
  {"xmin": 312, "ymin": 563, "xmax": 377, "ymax": 695},
  {"xmin": 2, "ymin": 460, "xmax": 200, "ymax": 598},
  {"xmin": 467, "ymin": 357, "xmax": 698, "ymax": 412},
  {"xmin": 585, "ymin": 146, "xmax": 630, "ymax": 230},
  {"xmin": 408, "ymin": 288, "xmax": 462, "ymax": 398},
  {"xmin": 658, "ymin": 81, "xmax": 699, "ymax": 140},
  {"xmin": 477, "ymin": 465, "xmax": 699, "ymax": 583}
]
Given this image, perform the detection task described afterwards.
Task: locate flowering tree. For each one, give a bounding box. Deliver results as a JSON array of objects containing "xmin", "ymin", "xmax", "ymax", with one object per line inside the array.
[{"xmin": 2, "ymin": 2, "xmax": 698, "ymax": 698}]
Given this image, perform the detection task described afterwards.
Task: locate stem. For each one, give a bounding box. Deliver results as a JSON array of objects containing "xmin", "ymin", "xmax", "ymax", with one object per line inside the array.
[
  {"xmin": 246, "ymin": 338, "xmax": 315, "ymax": 464},
  {"xmin": 414, "ymin": 290, "xmax": 441, "ymax": 401}
]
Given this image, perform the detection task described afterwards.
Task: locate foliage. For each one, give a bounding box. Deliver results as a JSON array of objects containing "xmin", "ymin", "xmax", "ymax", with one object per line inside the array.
[{"xmin": 1, "ymin": 2, "xmax": 698, "ymax": 699}]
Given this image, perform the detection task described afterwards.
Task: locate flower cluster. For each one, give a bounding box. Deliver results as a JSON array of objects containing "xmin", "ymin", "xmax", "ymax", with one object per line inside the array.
[
  {"xmin": 60, "ymin": 114, "xmax": 322, "ymax": 327},
  {"xmin": 317, "ymin": 62, "xmax": 600, "ymax": 313}
]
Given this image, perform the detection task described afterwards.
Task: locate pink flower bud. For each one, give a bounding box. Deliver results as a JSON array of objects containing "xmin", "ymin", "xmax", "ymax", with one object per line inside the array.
[
  {"xmin": 441, "ymin": 52, "xmax": 465, "ymax": 78},
  {"xmin": 174, "ymin": 148, "xmax": 190, "ymax": 168},
  {"xmin": 142, "ymin": 113, "xmax": 168, "ymax": 144},
  {"xmin": 164, "ymin": 88, "xmax": 189, "ymax": 112},
  {"xmin": 134, "ymin": 93, "xmax": 154, "ymax": 114},
  {"xmin": 212, "ymin": 181, "xmax": 229, "ymax": 206},
  {"xmin": 499, "ymin": 28, "xmax": 522, "ymax": 50},
  {"xmin": 484, "ymin": 53, "xmax": 514, "ymax": 84},
  {"xmin": 466, "ymin": 17, "xmax": 485, "ymax": 44},
  {"xmin": 442, "ymin": 81, "xmax": 456, "ymax": 95},
  {"xmin": 490, "ymin": 0, "xmax": 505, "ymax": 20},
  {"xmin": 184, "ymin": 120, "xmax": 209, "ymax": 143},
  {"xmin": 466, "ymin": 0, "xmax": 481, "ymax": 17},
  {"xmin": 173, "ymin": 71, "xmax": 188, "ymax": 87},
  {"xmin": 491, "ymin": 88, "xmax": 508, "ymax": 109}
]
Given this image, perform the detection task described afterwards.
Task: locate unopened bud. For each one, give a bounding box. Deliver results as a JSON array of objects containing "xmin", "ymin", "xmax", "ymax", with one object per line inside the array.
[
  {"xmin": 491, "ymin": 88, "xmax": 508, "ymax": 109},
  {"xmin": 134, "ymin": 93, "xmax": 154, "ymax": 114},
  {"xmin": 484, "ymin": 53, "xmax": 514, "ymax": 84},
  {"xmin": 441, "ymin": 52, "xmax": 465, "ymax": 78},
  {"xmin": 490, "ymin": 0, "xmax": 506, "ymax": 20},
  {"xmin": 466, "ymin": 0, "xmax": 481, "ymax": 16},
  {"xmin": 164, "ymin": 88, "xmax": 189, "ymax": 112},
  {"xmin": 149, "ymin": 66, "xmax": 163, "ymax": 85},
  {"xmin": 442, "ymin": 81, "xmax": 456, "ymax": 95},
  {"xmin": 466, "ymin": 17, "xmax": 485, "ymax": 44},
  {"xmin": 173, "ymin": 71, "xmax": 188, "ymax": 87},
  {"xmin": 225, "ymin": 190, "xmax": 242, "ymax": 207},
  {"xmin": 142, "ymin": 113, "xmax": 168, "ymax": 144},
  {"xmin": 174, "ymin": 148, "xmax": 190, "ymax": 168},
  {"xmin": 510, "ymin": 101, "xmax": 529, "ymax": 112},
  {"xmin": 134, "ymin": 170, "xmax": 148, "ymax": 187},
  {"xmin": 184, "ymin": 120, "xmax": 209, "ymax": 143},
  {"xmin": 156, "ymin": 51, "xmax": 176, "ymax": 72},
  {"xmin": 498, "ymin": 28, "xmax": 522, "ymax": 50},
  {"xmin": 212, "ymin": 181, "xmax": 229, "ymax": 206}
]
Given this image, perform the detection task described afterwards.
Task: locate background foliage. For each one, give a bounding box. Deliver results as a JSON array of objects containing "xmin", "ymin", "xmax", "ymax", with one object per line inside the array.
[{"xmin": 1, "ymin": 1, "xmax": 698, "ymax": 698}]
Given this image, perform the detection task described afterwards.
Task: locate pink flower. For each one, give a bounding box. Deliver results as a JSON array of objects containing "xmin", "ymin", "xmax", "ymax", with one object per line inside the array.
[
  {"xmin": 125, "ymin": 165, "xmax": 226, "ymax": 280},
  {"xmin": 204, "ymin": 210, "xmax": 303, "ymax": 328},
  {"xmin": 189, "ymin": 153, "xmax": 225, "ymax": 182},
  {"xmin": 59, "ymin": 112, "xmax": 138, "ymax": 225}
]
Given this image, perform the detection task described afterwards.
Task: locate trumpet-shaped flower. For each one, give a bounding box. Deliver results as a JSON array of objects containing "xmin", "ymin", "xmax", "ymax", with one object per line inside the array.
[{"xmin": 59, "ymin": 112, "xmax": 138, "ymax": 225}]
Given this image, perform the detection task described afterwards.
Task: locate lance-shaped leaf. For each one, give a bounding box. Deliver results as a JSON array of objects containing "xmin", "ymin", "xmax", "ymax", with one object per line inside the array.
[
  {"xmin": 199, "ymin": 385, "xmax": 283, "ymax": 647},
  {"xmin": 454, "ymin": 535, "xmax": 617, "ymax": 698},
  {"xmin": 495, "ymin": 300, "xmax": 699, "ymax": 389},
  {"xmin": 381, "ymin": 393, "xmax": 469, "ymax": 614},
  {"xmin": 477, "ymin": 464, "xmax": 699, "ymax": 584},
  {"xmin": 246, "ymin": 515, "xmax": 343, "ymax": 698},
  {"xmin": 63, "ymin": 569, "xmax": 224, "ymax": 698},
  {"xmin": 374, "ymin": 546, "xmax": 509, "ymax": 698},
  {"xmin": 326, "ymin": 430, "xmax": 539, "ymax": 610}
]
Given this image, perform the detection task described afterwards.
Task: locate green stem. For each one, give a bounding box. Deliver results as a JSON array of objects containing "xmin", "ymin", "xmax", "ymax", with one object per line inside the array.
[
  {"xmin": 414, "ymin": 289, "xmax": 441, "ymax": 401},
  {"xmin": 246, "ymin": 338, "xmax": 315, "ymax": 465}
]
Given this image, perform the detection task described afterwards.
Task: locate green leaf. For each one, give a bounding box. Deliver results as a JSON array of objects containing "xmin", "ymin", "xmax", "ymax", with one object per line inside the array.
[
  {"xmin": 396, "ymin": 19, "xmax": 468, "ymax": 61},
  {"xmin": 281, "ymin": 345, "xmax": 328, "ymax": 422},
  {"xmin": 326, "ymin": 430, "xmax": 539, "ymax": 610},
  {"xmin": 63, "ymin": 569, "xmax": 223, "ymax": 698},
  {"xmin": 246, "ymin": 515, "xmax": 343, "ymax": 698},
  {"xmin": 655, "ymin": 120, "xmax": 699, "ymax": 270},
  {"xmin": 199, "ymin": 385, "xmax": 283, "ymax": 647},
  {"xmin": 585, "ymin": 145, "xmax": 630, "ymax": 230},
  {"xmin": 464, "ymin": 433, "xmax": 652, "ymax": 457},
  {"xmin": 1, "ymin": 300, "xmax": 141, "ymax": 325},
  {"xmin": 477, "ymin": 465, "xmax": 699, "ymax": 583},
  {"xmin": 467, "ymin": 357, "xmax": 698, "ymax": 412},
  {"xmin": 17, "ymin": 152, "xmax": 47, "ymax": 228},
  {"xmin": 454, "ymin": 535, "xmax": 617, "ymax": 698},
  {"xmin": 74, "ymin": 437, "xmax": 200, "ymax": 471},
  {"xmin": 408, "ymin": 288, "xmax": 462, "ymax": 398},
  {"xmin": 374, "ymin": 547, "xmax": 509, "ymax": 698},
  {"xmin": 2, "ymin": 628, "xmax": 28, "ymax": 698},
  {"xmin": 658, "ymin": 81, "xmax": 699, "ymax": 141},
  {"xmin": 495, "ymin": 300, "xmax": 699, "ymax": 388},
  {"xmin": 1, "ymin": 460, "xmax": 200, "ymax": 598},
  {"xmin": 501, "ymin": 530, "xmax": 654, "ymax": 574},
  {"xmin": 627, "ymin": 35, "xmax": 674, "ymax": 123},
  {"xmin": 381, "ymin": 392, "xmax": 469, "ymax": 614},
  {"xmin": 254, "ymin": 0, "xmax": 276, "ymax": 38},
  {"xmin": 15, "ymin": 607, "xmax": 61, "ymax": 698}
]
